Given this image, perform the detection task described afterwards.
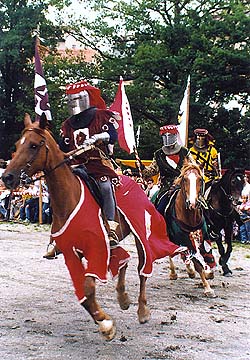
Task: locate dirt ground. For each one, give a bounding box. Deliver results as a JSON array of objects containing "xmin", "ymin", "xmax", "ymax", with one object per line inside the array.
[{"xmin": 0, "ymin": 222, "xmax": 250, "ymax": 360}]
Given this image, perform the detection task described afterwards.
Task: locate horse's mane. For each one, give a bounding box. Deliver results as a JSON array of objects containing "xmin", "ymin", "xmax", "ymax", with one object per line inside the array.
[{"xmin": 174, "ymin": 161, "xmax": 202, "ymax": 186}]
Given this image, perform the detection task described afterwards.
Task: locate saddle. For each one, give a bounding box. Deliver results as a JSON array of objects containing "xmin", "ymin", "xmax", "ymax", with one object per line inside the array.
[
  {"xmin": 72, "ymin": 165, "xmax": 104, "ymax": 208},
  {"xmin": 155, "ymin": 186, "xmax": 180, "ymax": 214}
]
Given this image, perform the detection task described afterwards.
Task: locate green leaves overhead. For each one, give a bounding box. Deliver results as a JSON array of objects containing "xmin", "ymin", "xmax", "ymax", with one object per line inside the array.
[{"xmin": 0, "ymin": 0, "xmax": 249, "ymax": 167}]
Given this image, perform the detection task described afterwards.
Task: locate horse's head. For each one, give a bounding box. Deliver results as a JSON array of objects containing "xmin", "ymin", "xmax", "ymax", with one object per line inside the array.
[
  {"xmin": 222, "ymin": 168, "xmax": 245, "ymax": 204},
  {"xmin": 2, "ymin": 113, "xmax": 55, "ymax": 189},
  {"xmin": 176, "ymin": 161, "xmax": 204, "ymax": 210}
]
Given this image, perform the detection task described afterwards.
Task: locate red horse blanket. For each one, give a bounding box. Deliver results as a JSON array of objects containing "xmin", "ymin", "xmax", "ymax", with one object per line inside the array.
[{"xmin": 51, "ymin": 175, "xmax": 179, "ymax": 303}]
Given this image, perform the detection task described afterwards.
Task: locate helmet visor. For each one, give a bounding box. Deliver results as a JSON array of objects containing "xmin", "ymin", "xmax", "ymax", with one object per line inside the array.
[
  {"xmin": 67, "ymin": 90, "xmax": 90, "ymax": 116},
  {"xmin": 162, "ymin": 133, "xmax": 177, "ymax": 147}
]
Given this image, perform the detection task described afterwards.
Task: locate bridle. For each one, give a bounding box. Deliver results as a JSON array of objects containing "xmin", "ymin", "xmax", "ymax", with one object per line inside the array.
[
  {"xmin": 208, "ymin": 170, "xmax": 243, "ymax": 218},
  {"xmin": 19, "ymin": 128, "xmax": 49, "ymax": 185},
  {"xmin": 19, "ymin": 127, "xmax": 94, "ymax": 185},
  {"xmin": 222, "ymin": 171, "xmax": 244, "ymax": 204},
  {"xmin": 19, "ymin": 127, "xmax": 71, "ymax": 185}
]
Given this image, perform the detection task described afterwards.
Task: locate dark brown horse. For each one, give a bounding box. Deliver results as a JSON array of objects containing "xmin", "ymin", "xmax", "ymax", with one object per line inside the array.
[
  {"xmin": 162, "ymin": 160, "xmax": 216, "ymax": 297},
  {"xmin": 2, "ymin": 114, "xmax": 152, "ymax": 340},
  {"xmin": 204, "ymin": 168, "xmax": 245, "ymax": 276}
]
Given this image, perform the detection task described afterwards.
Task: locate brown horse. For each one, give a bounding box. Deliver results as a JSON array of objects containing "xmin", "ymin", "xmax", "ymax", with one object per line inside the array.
[
  {"xmin": 163, "ymin": 160, "xmax": 216, "ymax": 297},
  {"xmin": 3, "ymin": 113, "xmax": 185, "ymax": 340},
  {"xmin": 2, "ymin": 114, "xmax": 154, "ymax": 340}
]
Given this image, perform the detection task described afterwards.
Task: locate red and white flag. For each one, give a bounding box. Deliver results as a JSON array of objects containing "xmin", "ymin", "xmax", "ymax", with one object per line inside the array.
[
  {"xmin": 109, "ymin": 78, "xmax": 136, "ymax": 154},
  {"xmin": 177, "ymin": 75, "xmax": 190, "ymax": 146},
  {"xmin": 34, "ymin": 38, "xmax": 52, "ymax": 121}
]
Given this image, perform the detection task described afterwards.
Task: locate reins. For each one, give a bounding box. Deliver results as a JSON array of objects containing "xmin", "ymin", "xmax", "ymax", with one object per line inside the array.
[{"xmin": 20, "ymin": 127, "xmax": 95, "ymax": 185}]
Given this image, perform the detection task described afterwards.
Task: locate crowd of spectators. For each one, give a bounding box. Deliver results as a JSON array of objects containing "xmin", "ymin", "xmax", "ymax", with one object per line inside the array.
[
  {"xmin": 1, "ymin": 158, "xmax": 250, "ymax": 243},
  {"xmin": 237, "ymin": 174, "xmax": 250, "ymax": 244},
  {"xmin": 0, "ymin": 160, "xmax": 51, "ymax": 224}
]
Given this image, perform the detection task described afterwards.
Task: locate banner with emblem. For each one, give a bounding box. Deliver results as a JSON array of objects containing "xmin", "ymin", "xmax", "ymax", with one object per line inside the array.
[{"xmin": 34, "ymin": 37, "xmax": 52, "ymax": 121}]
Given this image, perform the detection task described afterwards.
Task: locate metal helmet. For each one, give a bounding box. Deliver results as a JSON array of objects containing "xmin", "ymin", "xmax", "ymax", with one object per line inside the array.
[
  {"xmin": 67, "ymin": 90, "xmax": 90, "ymax": 116},
  {"xmin": 160, "ymin": 125, "xmax": 181, "ymax": 155},
  {"xmin": 65, "ymin": 80, "xmax": 106, "ymax": 114},
  {"xmin": 194, "ymin": 128, "xmax": 208, "ymax": 150}
]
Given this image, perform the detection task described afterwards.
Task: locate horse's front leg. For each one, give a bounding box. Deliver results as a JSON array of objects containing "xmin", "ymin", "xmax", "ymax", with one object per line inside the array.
[
  {"xmin": 192, "ymin": 260, "xmax": 216, "ymax": 298},
  {"xmin": 185, "ymin": 260, "xmax": 196, "ymax": 279},
  {"xmin": 116, "ymin": 263, "xmax": 131, "ymax": 310},
  {"xmin": 221, "ymin": 226, "xmax": 233, "ymax": 276},
  {"xmin": 216, "ymin": 231, "xmax": 233, "ymax": 276},
  {"xmin": 82, "ymin": 276, "xmax": 116, "ymax": 340},
  {"xmin": 169, "ymin": 256, "xmax": 178, "ymax": 280},
  {"xmin": 137, "ymin": 275, "xmax": 150, "ymax": 323}
]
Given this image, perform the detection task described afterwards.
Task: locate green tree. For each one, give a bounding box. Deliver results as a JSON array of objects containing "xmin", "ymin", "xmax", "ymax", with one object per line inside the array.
[
  {"xmin": 0, "ymin": 0, "xmax": 66, "ymax": 159},
  {"xmin": 64, "ymin": 0, "xmax": 250, "ymax": 167}
]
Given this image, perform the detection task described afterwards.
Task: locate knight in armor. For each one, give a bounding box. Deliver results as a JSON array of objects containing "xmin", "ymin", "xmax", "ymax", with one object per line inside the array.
[
  {"xmin": 189, "ymin": 128, "xmax": 220, "ymax": 184},
  {"xmin": 136, "ymin": 124, "xmax": 194, "ymax": 216},
  {"xmin": 59, "ymin": 80, "xmax": 121, "ymax": 245}
]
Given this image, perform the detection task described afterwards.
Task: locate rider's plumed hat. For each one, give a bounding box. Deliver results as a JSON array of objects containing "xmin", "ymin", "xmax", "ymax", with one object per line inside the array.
[{"xmin": 159, "ymin": 124, "xmax": 179, "ymax": 136}]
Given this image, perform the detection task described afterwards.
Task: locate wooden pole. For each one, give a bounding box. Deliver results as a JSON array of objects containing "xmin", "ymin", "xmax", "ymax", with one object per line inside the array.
[
  {"xmin": 185, "ymin": 77, "xmax": 190, "ymax": 147},
  {"xmin": 133, "ymin": 146, "xmax": 143, "ymax": 179},
  {"xmin": 39, "ymin": 178, "xmax": 42, "ymax": 224}
]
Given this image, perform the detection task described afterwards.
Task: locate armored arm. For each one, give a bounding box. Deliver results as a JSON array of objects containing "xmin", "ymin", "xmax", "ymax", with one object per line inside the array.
[{"xmin": 84, "ymin": 132, "xmax": 110, "ymax": 146}]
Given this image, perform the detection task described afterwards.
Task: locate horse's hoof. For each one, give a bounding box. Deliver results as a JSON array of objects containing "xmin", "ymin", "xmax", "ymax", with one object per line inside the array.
[
  {"xmin": 223, "ymin": 271, "xmax": 233, "ymax": 277},
  {"xmin": 205, "ymin": 271, "xmax": 215, "ymax": 280},
  {"xmin": 169, "ymin": 273, "xmax": 178, "ymax": 280},
  {"xmin": 43, "ymin": 252, "xmax": 58, "ymax": 259},
  {"xmin": 138, "ymin": 307, "xmax": 151, "ymax": 324},
  {"xmin": 204, "ymin": 289, "xmax": 216, "ymax": 298},
  {"xmin": 188, "ymin": 272, "xmax": 196, "ymax": 279},
  {"xmin": 97, "ymin": 319, "xmax": 116, "ymax": 341},
  {"xmin": 117, "ymin": 292, "xmax": 131, "ymax": 310}
]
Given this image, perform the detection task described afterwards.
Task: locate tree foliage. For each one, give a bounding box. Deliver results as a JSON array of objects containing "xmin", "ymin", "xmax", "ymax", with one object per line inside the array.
[
  {"xmin": 0, "ymin": 0, "xmax": 249, "ymax": 169},
  {"xmin": 0, "ymin": 0, "xmax": 65, "ymax": 158},
  {"xmin": 64, "ymin": 0, "xmax": 250, "ymax": 167}
]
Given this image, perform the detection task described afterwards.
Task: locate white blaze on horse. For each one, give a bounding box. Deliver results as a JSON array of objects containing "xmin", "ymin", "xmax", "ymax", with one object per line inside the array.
[
  {"xmin": 162, "ymin": 160, "xmax": 216, "ymax": 297},
  {"xmin": 2, "ymin": 113, "xmax": 185, "ymax": 340}
]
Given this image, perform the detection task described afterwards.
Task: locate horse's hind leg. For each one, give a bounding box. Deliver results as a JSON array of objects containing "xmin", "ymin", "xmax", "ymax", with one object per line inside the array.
[
  {"xmin": 169, "ymin": 257, "xmax": 178, "ymax": 280},
  {"xmin": 82, "ymin": 276, "xmax": 116, "ymax": 340},
  {"xmin": 116, "ymin": 263, "xmax": 131, "ymax": 310},
  {"xmin": 135, "ymin": 238, "xmax": 150, "ymax": 323},
  {"xmin": 216, "ymin": 234, "xmax": 233, "ymax": 276},
  {"xmin": 137, "ymin": 275, "xmax": 150, "ymax": 323},
  {"xmin": 192, "ymin": 260, "xmax": 216, "ymax": 298},
  {"xmin": 185, "ymin": 261, "xmax": 196, "ymax": 278}
]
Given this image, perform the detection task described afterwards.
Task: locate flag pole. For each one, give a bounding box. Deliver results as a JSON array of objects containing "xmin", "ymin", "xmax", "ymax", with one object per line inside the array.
[
  {"xmin": 134, "ymin": 125, "xmax": 143, "ymax": 179},
  {"xmin": 133, "ymin": 146, "xmax": 143, "ymax": 179},
  {"xmin": 39, "ymin": 178, "xmax": 43, "ymax": 225},
  {"xmin": 185, "ymin": 77, "xmax": 190, "ymax": 147}
]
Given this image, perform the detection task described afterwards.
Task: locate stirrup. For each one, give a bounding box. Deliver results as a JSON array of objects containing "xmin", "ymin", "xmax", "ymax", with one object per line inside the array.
[
  {"xmin": 109, "ymin": 231, "xmax": 120, "ymax": 249},
  {"xmin": 107, "ymin": 220, "xmax": 120, "ymax": 249},
  {"xmin": 210, "ymin": 230, "xmax": 219, "ymax": 241}
]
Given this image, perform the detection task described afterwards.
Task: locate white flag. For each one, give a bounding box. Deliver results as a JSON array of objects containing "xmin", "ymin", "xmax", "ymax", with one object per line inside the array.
[{"xmin": 177, "ymin": 75, "xmax": 190, "ymax": 146}]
